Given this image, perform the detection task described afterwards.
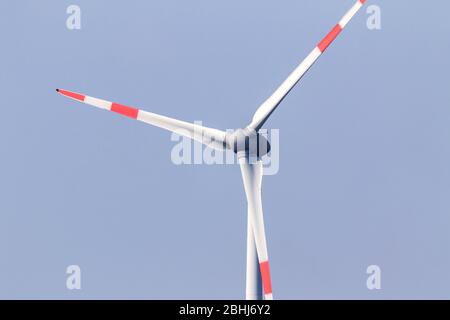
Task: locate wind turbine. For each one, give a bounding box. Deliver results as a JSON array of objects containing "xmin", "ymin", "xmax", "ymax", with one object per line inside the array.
[{"xmin": 57, "ymin": 0, "xmax": 366, "ymax": 300}]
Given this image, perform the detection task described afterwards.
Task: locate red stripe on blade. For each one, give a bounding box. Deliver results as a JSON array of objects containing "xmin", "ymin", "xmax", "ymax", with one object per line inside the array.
[
  {"xmin": 259, "ymin": 261, "xmax": 272, "ymax": 295},
  {"xmin": 318, "ymin": 24, "xmax": 342, "ymax": 53},
  {"xmin": 57, "ymin": 89, "xmax": 85, "ymax": 101},
  {"xmin": 360, "ymin": 0, "xmax": 366, "ymax": 4},
  {"xmin": 111, "ymin": 102, "xmax": 139, "ymax": 119}
]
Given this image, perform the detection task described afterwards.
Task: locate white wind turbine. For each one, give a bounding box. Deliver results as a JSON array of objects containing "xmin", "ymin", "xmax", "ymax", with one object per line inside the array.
[{"xmin": 57, "ymin": 0, "xmax": 366, "ymax": 300}]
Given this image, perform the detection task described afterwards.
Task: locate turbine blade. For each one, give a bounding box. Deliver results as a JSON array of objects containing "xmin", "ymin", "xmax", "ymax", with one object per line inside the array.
[
  {"xmin": 56, "ymin": 89, "xmax": 227, "ymax": 150},
  {"xmin": 239, "ymin": 159, "xmax": 273, "ymax": 300},
  {"xmin": 248, "ymin": 0, "xmax": 366, "ymax": 131}
]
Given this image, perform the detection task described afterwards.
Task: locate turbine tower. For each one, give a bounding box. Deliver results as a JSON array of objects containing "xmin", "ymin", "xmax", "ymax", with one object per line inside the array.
[{"xmin": 57, "ymin": 0, "xmax": 366, "ymax": 300}]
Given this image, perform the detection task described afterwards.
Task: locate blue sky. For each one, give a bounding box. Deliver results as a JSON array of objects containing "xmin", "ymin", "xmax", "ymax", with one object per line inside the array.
[{"xmin": 1, "ymin": 0, "xmax": 450, "ymax": 299}]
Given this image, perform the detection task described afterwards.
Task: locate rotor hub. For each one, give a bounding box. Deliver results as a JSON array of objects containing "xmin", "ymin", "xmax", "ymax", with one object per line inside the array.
[{"xmin": 226, "ymin": 128, "xmax": 271, "ymax": 158}]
